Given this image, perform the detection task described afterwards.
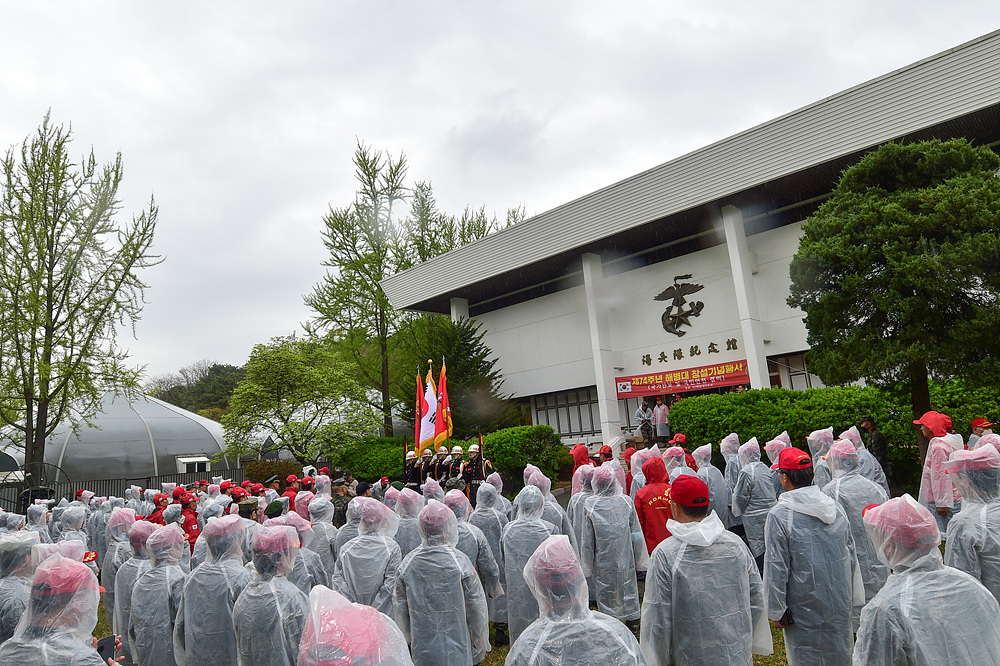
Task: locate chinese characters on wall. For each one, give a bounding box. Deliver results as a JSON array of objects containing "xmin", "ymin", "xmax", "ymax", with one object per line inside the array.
[{"xmin": 642, "ymin": 338, "xmax": 738, "ymax": 366}]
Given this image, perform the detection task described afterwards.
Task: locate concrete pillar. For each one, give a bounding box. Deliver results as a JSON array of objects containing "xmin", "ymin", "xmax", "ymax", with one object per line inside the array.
[
  {"xmin": 722, "ymin": 205, "xmax": 770, "ymax": 389},
  {"xmin": 449, "ymin": 297, "xmax": 469, "ymax": 323},
  {"xmin": 581, "ymin": 252, "xmax": 623, "ymax": 448}
]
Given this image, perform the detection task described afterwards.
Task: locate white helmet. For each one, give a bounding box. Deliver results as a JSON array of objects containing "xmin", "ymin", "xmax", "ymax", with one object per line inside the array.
[
  {"xmin": 469, "ymin": 444, "xmax": 481, "ymax": 453},
  {"xmin": 437, "ymin": 446, "xmax": 448, "ymax": 455},
  {"xmin": 406, "ymin": 450, "xmax": 416, "ymax": 460},
  {"xmin": 451, "ymin": 445, "xmax": 464, "ymax": 455}
]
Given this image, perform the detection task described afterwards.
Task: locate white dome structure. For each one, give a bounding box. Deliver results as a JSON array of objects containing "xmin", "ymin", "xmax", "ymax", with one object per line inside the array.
[{"xmin": 43, "ymin": 392, "xmax": 234, "ymax": 482}]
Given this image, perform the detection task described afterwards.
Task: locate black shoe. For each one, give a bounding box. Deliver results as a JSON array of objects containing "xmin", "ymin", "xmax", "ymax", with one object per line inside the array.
[{"xmin": 495, "ymin": 624, "xmax": 509, "ymax": 646}]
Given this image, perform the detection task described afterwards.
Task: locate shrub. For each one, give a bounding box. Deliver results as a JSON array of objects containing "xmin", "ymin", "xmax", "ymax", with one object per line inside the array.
[
  {"xmin": 325, "ymin": 437, "xmax": 408, "ymax": 482},
  {"xmin": 483, "ymin": 425, "xmax": 574, "ymax": 492},
  {"xmin": 668, "ymin": 386, "xmax": 920, "ymax": 493},
  {"xmin": 243, "ymin": 459, "xmax": 303, "ymax": 491}
]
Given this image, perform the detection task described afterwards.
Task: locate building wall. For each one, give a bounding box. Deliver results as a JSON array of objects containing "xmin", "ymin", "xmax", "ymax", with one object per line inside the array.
[{"xmin": 478, "ymin": 221, "xmax": 811, "ymax": 400}]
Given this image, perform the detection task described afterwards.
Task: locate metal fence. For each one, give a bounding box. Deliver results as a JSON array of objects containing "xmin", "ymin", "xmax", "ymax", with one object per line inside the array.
[{"xmin": 0, "ymin": 468, "xmax": 249, "ymax": 511}]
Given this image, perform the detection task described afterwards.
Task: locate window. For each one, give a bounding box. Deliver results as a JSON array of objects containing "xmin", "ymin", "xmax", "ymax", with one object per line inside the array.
[
  {"xmin": 176, "ymin": 456, "xmax": 211, "ymax": 474},
  {"xmin": 533, "ymin": 386, "xmax": 601, "ymax": 437},
  {"xmin": 767, "ymin": 353, "xmax": 823, "ymax": 391}
]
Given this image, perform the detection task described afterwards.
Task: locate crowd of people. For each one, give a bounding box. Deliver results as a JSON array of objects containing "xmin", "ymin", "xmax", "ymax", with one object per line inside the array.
[{"xmin": 1, "ymin": 409, "xmax": 1000, "ymax": 665}]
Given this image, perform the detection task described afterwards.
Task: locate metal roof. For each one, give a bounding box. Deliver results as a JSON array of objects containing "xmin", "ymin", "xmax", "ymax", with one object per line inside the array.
[{"xmin": 382, "ymin": 30, "xmax": 1000, "ymax": 314}]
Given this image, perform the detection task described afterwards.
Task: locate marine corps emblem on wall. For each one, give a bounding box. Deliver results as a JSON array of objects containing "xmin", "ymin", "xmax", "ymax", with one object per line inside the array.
[{"xmin": 654, "ymin": 274, "xmax": 704, "ymax": 337}]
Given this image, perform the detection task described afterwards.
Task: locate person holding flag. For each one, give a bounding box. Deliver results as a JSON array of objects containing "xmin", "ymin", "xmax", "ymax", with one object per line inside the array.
[{"xmin": 463, "ymin": 437, "xmax": 495, "ymax": 509}]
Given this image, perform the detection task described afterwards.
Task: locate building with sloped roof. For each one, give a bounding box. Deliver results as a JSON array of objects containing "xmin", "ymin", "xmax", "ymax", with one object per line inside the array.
[{"xmin": 382, "ymin": 31, "xmax": 1000, "ymax": 450}]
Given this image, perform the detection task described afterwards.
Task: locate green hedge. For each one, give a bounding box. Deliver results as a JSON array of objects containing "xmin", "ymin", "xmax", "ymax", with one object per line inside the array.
[
  {"xmin": 668, "ymin": 387, "xmax": 919, "ymax": 493},
  {"xmin": 325, "ymin": 436, "xmax": 408, "ymax": 482},
  {"xmin": 483, "ymin": 425, "xmax": 574, "ymax": 491}
]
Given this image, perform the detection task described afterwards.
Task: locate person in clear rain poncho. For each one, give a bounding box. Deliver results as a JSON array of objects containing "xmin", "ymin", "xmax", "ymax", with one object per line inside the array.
[
  {"xmin": 764, "ymin": 432, "xmax": 791, "ymax": 500},
  {"xmin": 191, "ymin": 500, "xmax": 226, "ymax": 569},
  {"xmin": 580, "ymin": 465, "xmax": 648, "ymax": 632},
  {"xmin": 502, "ymin": 486, "xmax": 557, "ymax": 644},
  {"xmin": 129, "ymin": 524, "xmax": 189, "ymax": 666},
  {"xmin": 0, "ymin": 531, "xmax": 39, "ymax": 644},
  {"xmin": 306, "ymin": 496, "xmax": 338, "ymax": 579},
  {"xmin": 0, "ymin": 553, "xmax": 119, "ymax": 666},
  {"xmin": 59, "ymin": 505, "xmax": 89, "ymax": 547},
  {"xmin": 468, "ymin": 484, "xmax": 509, "ymax": 644},
  {"xmin": 383, "ymin": 486, "xmax": 400, "ymax": 511},
  {"xmin": 393, "ymin": 488, "xmax": 424, "ymax": 559},
  {"xmin": 422, "ymin": 477, "xmax": 445, "ymax": 503},
  {"xmin": 49, "ymin": 499, "xmax": 69, "ymax": 542},
  {"xmin": 943, "ymin": 446, "xmax": 1000, "ymax": 604},
  {"xmin": 161, "ymin": 504, "xmax": 192, "ymax": 572},
  {"xmin": 174, "ymin": 514, "xmax": 251, "ymax": 666},
  {"xmin": 92, "ymin": 500, "xmax": 113, "ymax": 567},
  {"xmin": 395, "ymin": 499, "xmax": 489, "ymax": 666},
  {"xmin": 915, "ymin": 410, "xmax": 964, "ymax": 538},
  {"xmin": 663, "ymin": 446, "xmax": 694, "ymax": 482},
  {"xmin": 765, "ymin": 447, "xmax": 863, "ymax": 666},
  {"xmin": 806, "ymin": 427, "xmax": 834, "ymax": 490},
  {"xmin": 486, "ymin": 472, "xmax": 513, "ymax": 520},
  {"xmin": 334, "ymin": 497, "xmax": 364, "ymax": 552},
  {"xmin": 101, "ymin": 507, "xmax": 135, "ymax": 620},
  {"xmin": 114, "ymin": 520, "xmax": 157, "ymax": 666},
  {"xmin": 720, "ymin": 433, "xmax": 744, "ymax": 536},
  {"xmin": 841, "ymin": 425, "xmax": 890, "ymax": 495},
  {"xmin": 444, "ymin": 490, "xmax": 503, "ymax": 610},
  {"xmin": 693, "ymin": 444, "xmax": 730, "ymax": 527},
  {"xmin": 507, "ymin": 535, "xmax": 646, "ymax": 666},
  {"xmin": 269, "ymin": 512, "xmax": 329, "ymax": 594},
  {"xmin": 567, "ymin": 465, "xmax": 595, "ymax": 541},
  {"xmin": 823, "ymin": 439, "xmax": 889, "ymax": 630},
  {"xmin": 233, "ymin": 525, "xmax": 310, "ymax": 666},
  {"xmin": 731, "ymin": 438, "xmax": 775, "ymax": 570},
  {"xmin": 26, "ymin": 504, "xmax": 52, "ymax": 545},
  {"xmin": 297, "ymin": 585, "xmax": 413, "ymax": 666},
  {"xmin": 527, "ymin": 471, "xmax": 574, "ymax": 543},
  {"xmin": 640, "ymin": 474, "xmax": 770, "ymax": 666},
  {"xmin": 331, "ymin": 497, "xmax": 400, "ymax": 615},
  {"xmin": 855, "ymin": 494, "xmax": 1000, "ymax": 665}
]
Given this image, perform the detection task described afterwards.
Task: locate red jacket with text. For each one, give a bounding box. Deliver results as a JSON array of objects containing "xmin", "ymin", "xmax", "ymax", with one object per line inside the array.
[{"xmin": 634, "ymin": 455, "xmax": 673, "ymax": 554}]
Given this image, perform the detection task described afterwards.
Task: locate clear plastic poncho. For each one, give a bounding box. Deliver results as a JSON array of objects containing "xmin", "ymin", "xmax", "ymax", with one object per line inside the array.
[
  {"xmin": 234, "ymin": 525, "xmax": 310, "ymax": 666},
  {"xmin": 113, "ymin": 521, "xmax": 157, "ymax": 666},
  {"xmin": 49, "ymin": 499, "xmax": 69, "ymax": 542},
  {"xmin": 807, "ymin": 427, "xmax": 835, "ymax": 489},
  {"xmin": 91, "ymin": 500, "xmax": 113, "ymax": 566},
  {"xmin": 383, "ymin": 486, "xmax": 400, "ymax": 510},
  {"xmin": 306, "ymin": 497, "xmax": 338, "ymax": 579},
  {"xmin": 764, "ymin": 485, "xmax": 862, "ymax": 666},
  {"xmin": 0, "ymin": 553, "xmax": 103, "ymax": 666},
  {"xmin": 693, "ymin": 444, "xmax": 731, "ymax": 527},
  {"xmin": 919, "ymin": 435, "xmax": 964, "ymax": 515},
  {"xmin": 486, "ymin": 472, "xmax": 514, "ymax": 520},
  {"xmin": 469, "ymin": 484, "xmax": 509, "ymax": 623},
  {"xmin": 722, "ymin": 435, "xmax": 744, "ymax": 528},
  {"xmin": 444, "ymin": 490, "xmax": 503, "ymax": 600},
  {"xmin": 297, "ymin": 585, "xmax": 413, "ymax": 666},
  {"xmin": 294, "ymin": 491, "xmax": 315, "ymax": 520},
  {"xmin": 841, "ymin": 426, "xmax": 890, "ymax": 495},
  {"xmin": 943, "ymin": 448, "xmax": 1000, "ymax": 604},
  {"xmin": 394, "ymin": 500, "xmax": 489, "ymax": 666},
  {"xmin": 855, "ymin": 494, "xmax": 1000, "ymax": 665},
  {"xmin": 0, "ymin": 531, "xmax": 39, "ymax": 644},
  {"xmin": 393, "ymin": 489, "xmax": 424, "ymax": 559},
  {"xmin": 331, "ymin": 498, "xmax": 401, "ymax": 615},
  {"xmin": 731, "ymin": 440, "xmax": 775, "ymax": 556},
  {"xmin": 334, "ymin": 498, "xmax": 363, "ymax": 553},
  {"xmin": 161, "ymin": 504, "xmax": 191, "ymax": 573},
  {"xmin": 527, "ymin": 471, "xmax": 574, "ymax": 542},
  {"xmin": 640, "ymin": 511, "xmax": 771, "ymax": 665},
  {"xmin": 580, "ymin": 465, "xmax": 647, "ymax": 622},
  {"xmin": 764, "ymin": 434, "xmax": 791, "ymax": 501},
  {"xmin": 823, "ymin": 440, "xmax": 890, "ymax": 630},
  {"xmin": 101, "ymin": 507, "xmax": 136, "ymax": 619},
  {"xmin": 174, "ymin": 515, "xmax": 251, "ymax": 666},
  {"xmin": 421, "ymin": 478, "xmax": 445, "ymax": 503},
  {"xmin": 567, "ymin": 465, "xmax": 595, "ymax": 551},
  {"xmin": 192, "ymin": 501, "xmax": 226, "ymax": 569},
  {"xmin": 502, "ymin": 487, "xmax": 556, "ymax": 643},
  {"xmin": 59, "ymin": 506, "xmax": 88, "ymax": 546},
  {"xmin": 313, "ymin": 474, "xmax": 332, "ymax": 498},
  {"xmin": 129, "ymin": 524, "xmax": 188, "ymax": 666},
  {"xmin": 25, "ymin": 504, "xmax": 51, "ymax": 545},
  {"xmin": 507, "ymin": 535, "xmax": 646, "ymax": 666},
  {"xmin": 268, "ymin": 514, "xmax": 329, "ymax": 595}
]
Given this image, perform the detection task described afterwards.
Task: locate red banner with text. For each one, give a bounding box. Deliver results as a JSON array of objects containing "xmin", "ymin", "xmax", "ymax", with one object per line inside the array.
[{"xmin": 615, "ymin": 359, "xmax": 750, "ymax": 397}]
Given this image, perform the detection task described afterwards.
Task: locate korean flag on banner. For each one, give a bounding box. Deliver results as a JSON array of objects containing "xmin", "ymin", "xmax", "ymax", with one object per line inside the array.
[{"xmin": 617, "ymin": 380, "xmax": 632, "ymax": 393}]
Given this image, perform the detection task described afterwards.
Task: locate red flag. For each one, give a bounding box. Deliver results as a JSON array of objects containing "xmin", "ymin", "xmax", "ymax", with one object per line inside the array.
[{"xmin": 434, "ymin": 361, "xmax": 453, "ymax": 447}]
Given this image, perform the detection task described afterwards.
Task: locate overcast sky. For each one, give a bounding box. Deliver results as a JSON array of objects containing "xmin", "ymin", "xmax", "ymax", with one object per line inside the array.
[{"xmin": 1, "ymin": 2, "xmax": 997, "ymax": 379}]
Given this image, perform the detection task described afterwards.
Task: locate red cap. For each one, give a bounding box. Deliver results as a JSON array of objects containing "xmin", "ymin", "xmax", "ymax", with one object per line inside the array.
[
  {"xmin": 972, "ymin": 417, "xmax": 994, "ymax": 429},
  {"xmin": 599, "ymin": 445, "xmax": 613, "ymax": 456},
  {"xmin": 198, "ymin": 480, "xmax": 209, "ymax": 486},
  {"xmin": 319, "ymin": 467, "xmax": 330, "ymax": 475},
  {"xmin": 172, "ymin": 487, "xmax": 186, "ymax": 499},
  {"xmin": 772, "ymin": 447, "xmax": 813, "ymax": 471},
  {"xmin": 286, "ymin": 475, "xmax": 298, "ymax": 484},
  {"xmin": 670, "ymin": 474, "xmax": 710, "ymax": 507},
  {"xmin": 913, "ymin": 411, "xmax": 950, "ymax": 438},
  {"xmin": 220, "ymin": 480, "xmax": 233, "ymax": 491},
  {"xmin": 241, "ymin": 480, "xmax": 253, "ymax": 488},
  {"xmin": 179, "ymin": 492, "xmax": 197, "ymax": 504},
  {"xmin": 252, "ymin": 483, "xmax": 264, "ymax": 493},
  {"xmin": 863, "ymin": 495, "xmax": 940, "ymax": 549},
  {"xmin": 301, "ymin": 476, "xmax": 314, "ymax": 487},
  {"xmin": 943, "ymin": 447, "xmax": 1000, "ymax": 473},
  {"xmin": 75, "ymin": 489, "xmax": 85, "ymax": 498},
  {"xmin": 381, "ymin": 476, "xmax": 389, "ymax": 484},
  {"xmin": 32, "ymin": 555, "xmax": 98, "ymax": 596},
  {"xmin": 669, "ymin": 433, "xmax": 687, "ymax": 445},
  {"xmin": 154, "ymin": 493, "xmax": 169, "ymax": 504}
]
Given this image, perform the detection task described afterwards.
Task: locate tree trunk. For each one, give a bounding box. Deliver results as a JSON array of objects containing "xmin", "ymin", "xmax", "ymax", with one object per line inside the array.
[
  {"xmin": 909, "ymin": 361, "xmax": 932, "ymax": 462},
  {"xmin": 379, "ymin": 306, "xmax": 393, "ymax": 437}
]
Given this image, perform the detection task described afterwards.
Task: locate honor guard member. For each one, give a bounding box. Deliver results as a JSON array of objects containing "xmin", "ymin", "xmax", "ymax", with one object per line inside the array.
[
  {"xmin": 449, "ymin": 445, "xmax": 465, "ymax": 481},
  {"xmin": 462, "ymin": 444, "xmax": 494, "ymax": 508},
  {"xmin": 419, "ymin": 449, "xmax": 435, "ymax": 485},
  {"xmin": 403, "ymin": 451, "xmax": 422, "ymax": 490},
  {"xmin": 433, "ymin": 446, "xmax": 450, "ymax": 481}
]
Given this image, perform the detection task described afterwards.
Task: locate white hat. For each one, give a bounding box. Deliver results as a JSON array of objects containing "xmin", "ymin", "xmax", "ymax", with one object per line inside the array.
[
  {"xmin": 406, "ymin": 451, "xmax": 416, "ymax": 460},
  {"xmin": 451, "ymin": 445, "xmax": 464, "ymax": 455},
  {"xmin": 469, "ymin": 444, "xmax": 481, "ymax": 453},
  {"xmin": 437, "ymin": 446, "xmax": 448, "ymax": 454}
]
